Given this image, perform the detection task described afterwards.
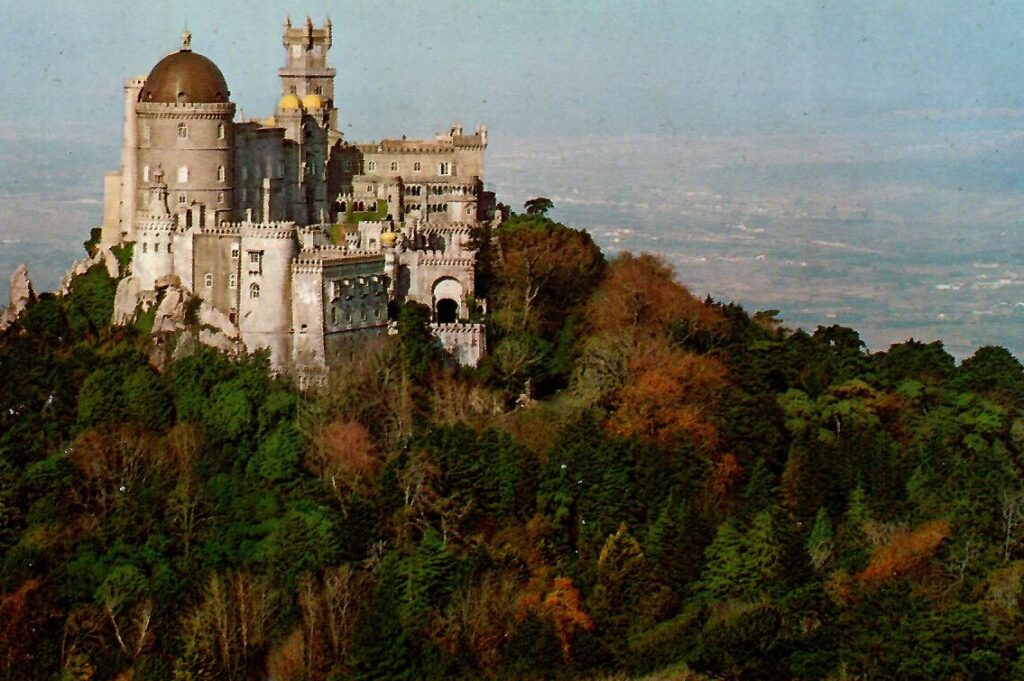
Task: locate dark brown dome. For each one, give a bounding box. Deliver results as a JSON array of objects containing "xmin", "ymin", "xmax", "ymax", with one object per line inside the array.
[{"xmin": 140, "ymin": 49, "xmax": 230, "ymax": 104}]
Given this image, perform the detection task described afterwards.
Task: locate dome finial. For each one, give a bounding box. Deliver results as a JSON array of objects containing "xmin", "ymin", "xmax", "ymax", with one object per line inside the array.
[{"xmin": 181, "ymin": 28, "xmax": 192, "ymax": 51}]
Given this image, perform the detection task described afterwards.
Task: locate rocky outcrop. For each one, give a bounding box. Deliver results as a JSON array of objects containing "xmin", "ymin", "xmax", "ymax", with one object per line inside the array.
[
  {"xmin": 152, "ymin": 288, "xmax": 186, "ymax": 334},
  {"xmin": 199, "ymin": 328, "xmax": 244, "ymax": 355},
  {"xmin": 113, "ymin": 276, "xmax": 142, "ymax": 325},
  {"xmin": 59, "ymin": 245, "xmax": 121, "ymax": 296},
  {"xmin": 199, "ymin": 304, "xmax": 238, "ymax": 339},
  {"xmin": 0, "ymin": 264, "xmax": 36, "ymax": 331}
]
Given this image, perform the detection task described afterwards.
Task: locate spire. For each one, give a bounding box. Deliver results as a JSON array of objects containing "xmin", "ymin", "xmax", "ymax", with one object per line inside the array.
[
  {"xmin": 181, "ymin": 27, "xmax": 192, "ymax": 51},
  {"xmin": 285, "ymin": 15, "xmax": 292, "ymax": 28}
]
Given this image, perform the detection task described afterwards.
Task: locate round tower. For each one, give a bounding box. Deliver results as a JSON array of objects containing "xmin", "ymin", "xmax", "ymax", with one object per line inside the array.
[{"xmin": 135, "ymin": 32, "xmax": 235, "ymax": 229}]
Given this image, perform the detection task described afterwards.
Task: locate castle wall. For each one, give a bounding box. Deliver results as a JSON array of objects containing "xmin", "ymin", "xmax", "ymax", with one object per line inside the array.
[
  {"xmin": 133, "ymin": 219, "xmax": 176, "ymax": 290},
  {"xmin": 193, "ymin": 230, "xmax": 241, "ymax": 317},
  {"xmin": 432, "ymin": 323, "xmax": 485, "ymax": 367},
  {"xmin": 101, "ymin": 171, "xmax": 122, "ymax": 246},
  {"xmin": 136, "ymin": 101, "xmax": 235, "ymax": 223},
  {"xmin": 238, "ymin": 221, "xmax": 299, "ymax": 368},
  {"xmin": 291, "ymin": 262, "xmax": 326, "ymax": 367}
]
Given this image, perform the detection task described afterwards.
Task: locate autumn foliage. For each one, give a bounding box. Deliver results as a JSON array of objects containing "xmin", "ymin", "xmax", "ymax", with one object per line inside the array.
[
  {"xmin": 856, "ymin": 519, "xmax": 952, "ymax": 584},
  {"xmin": 516, "ymin": 570, "xmax": 595, "ymax": 660}
]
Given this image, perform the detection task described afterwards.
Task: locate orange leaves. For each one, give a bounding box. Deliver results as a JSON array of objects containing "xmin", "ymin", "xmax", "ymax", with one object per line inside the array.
[
  {"xmin": 516, "ymin": 570, "xmax": 594, "ymax": 660},
  {"xmin": 304, "ymin": 419, "xmax": 379, "ymax": 498},
  {"xmin": 585, "ymin": 253, "xmax": 724, "ymax": 343},
  {"xmin": 856, "ymin": 519, "xmax": 951, "ymax": 585},
  {"xmin": 609, "ymin": 338, "xmax": 727, "ymax": 449}
]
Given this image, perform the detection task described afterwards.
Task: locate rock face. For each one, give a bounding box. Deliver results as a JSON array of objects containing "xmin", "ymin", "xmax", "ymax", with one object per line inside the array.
[
  {"xmin": 113, "ymin": 276, "xmax": 142, "ymax": 325},
  {"xmin": 152, "ymin": 288, "xmax": 185, "ymax": 334},
  {"xmin": 0, "ymin": 264, "xmax": 36, "ymax": 332}
]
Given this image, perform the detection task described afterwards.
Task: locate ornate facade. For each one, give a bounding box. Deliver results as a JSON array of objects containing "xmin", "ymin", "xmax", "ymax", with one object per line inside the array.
[{"xmin": 102, "ymin": 19, "xmax": 491, "ymax": 372}]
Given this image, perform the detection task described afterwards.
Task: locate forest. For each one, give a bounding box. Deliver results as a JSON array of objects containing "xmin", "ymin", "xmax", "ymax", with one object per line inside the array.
[{"xmin": 3, "ymin": 203, "xmax": 1024, "ymax": 680}]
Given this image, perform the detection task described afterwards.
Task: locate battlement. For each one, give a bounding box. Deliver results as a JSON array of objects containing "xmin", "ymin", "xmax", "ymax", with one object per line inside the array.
[
  {"xmin": 221, "ymin": 220, "xmax": 298, "ymax": 240},
  {"xmin": 136, "ymin": 219, "xmax": 177, "ymax": 233},
  {"xmin": 136, "ymin": 102, "xmax": 235, "ymax": 119},
  {"xmin": 200, "ymin": 224, "xmax": 241, "ymax": 236}
]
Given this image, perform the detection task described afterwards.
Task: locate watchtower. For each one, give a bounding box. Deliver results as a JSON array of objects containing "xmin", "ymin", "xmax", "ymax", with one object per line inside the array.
[{"xmin": 280, "ymin": 16, "xmax": 338, "ymax": 137}]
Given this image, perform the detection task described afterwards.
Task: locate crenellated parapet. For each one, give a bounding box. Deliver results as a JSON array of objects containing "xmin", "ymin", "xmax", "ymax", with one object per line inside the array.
[
  {"xmin": 200, "ymin": 223, "xmax": 242, "ymax": 236},
  {"xmin": 136, "ymin": 102, "xmax": 236, "ymax": 119},
  {"xmin": 228, "ymin": 219, "xmax": 298, "ymax": 240}
]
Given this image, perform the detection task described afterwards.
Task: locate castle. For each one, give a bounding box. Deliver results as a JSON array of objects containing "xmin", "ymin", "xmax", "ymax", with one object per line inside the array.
[{"xmin": 101, "ymin": 18, "xmax": 492, "ymax": 372}]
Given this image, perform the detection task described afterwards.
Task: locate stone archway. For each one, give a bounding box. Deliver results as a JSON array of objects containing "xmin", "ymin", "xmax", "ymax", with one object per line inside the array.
[{"xmin": 432, "ymin": 277, "xmax": 463, "ymax": 324}]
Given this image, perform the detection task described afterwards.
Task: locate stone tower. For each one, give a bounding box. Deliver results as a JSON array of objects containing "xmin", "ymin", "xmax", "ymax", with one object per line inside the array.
[
  {"xmin": 280, "ymin": 17, "xmax": 338, "ymax": 139},
  {"xmin": 135, "ymin": 31, "xmax": 235, "ymax": 233}
]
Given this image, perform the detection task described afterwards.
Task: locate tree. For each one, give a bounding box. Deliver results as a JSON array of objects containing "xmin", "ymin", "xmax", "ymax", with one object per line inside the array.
[
  {"xmin": 524, "ymin": 197, "xmax": 554, "ymax": 216},
  {"xmin": 492, "ymin": 214, "xmax": 604, "ymax": 335}
]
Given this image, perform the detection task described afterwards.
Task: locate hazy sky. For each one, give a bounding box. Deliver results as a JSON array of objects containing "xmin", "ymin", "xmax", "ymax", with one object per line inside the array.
[{"xmin": 2, "ymin": 0, "xmax": 1022, "ymax": 141}]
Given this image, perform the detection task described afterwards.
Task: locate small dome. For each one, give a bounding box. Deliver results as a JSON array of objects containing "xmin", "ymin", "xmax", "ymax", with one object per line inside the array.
[
  {"xmin": 302, "ymin": 93, "xmax": 324, "ymax": 109},
  {"xmin": 380, "ymin": 231, "xmax": 398, "ymax": 247},
  {"xmin": 278, "ymin": 94, "xmax": 303, "ymax": 111},
  {"xmin": 140, "ymin": 48, "xmax": 230, "ymax": 104}
]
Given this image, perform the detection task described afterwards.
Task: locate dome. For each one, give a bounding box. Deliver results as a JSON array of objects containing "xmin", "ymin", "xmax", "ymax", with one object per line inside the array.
[
  {"xmin": 278, "ymin": 93, "xmax": 303, "ymax": 111},
  {"xmin": 301, "ymin": 93, "xmax": 324, "ymax": 109},
  {"xmin": 380, "ymin": 231, "xmax": 399, "ymax": 247},
  {"xmin": 140, "ymin": 48, "xmax": 230, "ymax": 104}
]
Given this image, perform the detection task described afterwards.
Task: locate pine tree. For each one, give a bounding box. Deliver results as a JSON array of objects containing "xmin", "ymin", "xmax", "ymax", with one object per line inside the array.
[{"xmin": 807, "ymin": 507, "xmax": 835, "ymax": 572}]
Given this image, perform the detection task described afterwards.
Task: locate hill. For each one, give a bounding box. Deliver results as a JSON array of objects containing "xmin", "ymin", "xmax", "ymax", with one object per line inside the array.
[{"xmin": 2, "ymin": 206, "xmax": 1024, "ymax": 680}]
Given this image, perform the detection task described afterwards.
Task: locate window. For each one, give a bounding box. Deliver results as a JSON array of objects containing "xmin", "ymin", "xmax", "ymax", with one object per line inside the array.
[
  {"xmin": 367, "ymin": 185, "xmax": 373, "ymax": 195},
  {"xmin": 142, "ymin": 124, "xmax": 151, "ymax": 141},
  {"xmin": 289, "ymin": 85, "xmax": 297, "ymax": 94},
  {"xmin": 204, "ymin": 273, "xmax": 213, "ymax": 287},
  {"xmin": 229, "ymin": 273, "xmax": 237, "ymax": 289},
  {"xmin": 142, "ymin": 242, "xmax": 148, "ymax": 253},
  {"xmin": 177, "ymin": 123, "xmax": 188, "ymax": 139},
  {"xmin": 217, "ymin": 165, "xmax": 225, "ymax": 182},
  {"xmin": 178, "ymin": 194, "xmax": 186, "ymax": 204},
  {"xmin": 231, "ymin": 245, "xmax": 239, "ymax": 259},
  {"xmin": 390, "ymin": 161, "xmax": 398, "ymax": 172},
  {"xmin": 414, "ymin": 161, "xmax": 421, "ymax": 172},
  {"xmin": 142, "ymin": 165, "xmax": 150, "ymax": 182},
  {"xmin": 177, "ymin": 166, "xmax": 189, "ymax": 183},
  {"xmin": 154, "ymin": 243, "xmax": 160, "ymax": 252},
  {"xmin": 367, "ymin": 161, "xmax": 376, "ymax": 171},
  {"xmin": 167, "ymin": 243, "xmax": 172, "ymax": 253},
  {"xmin": 217, "ymin": 191, "xmax": 224, "ymax": 204},
  {"xmin": 314, "ymin": 86, "xmax": 323, "ymax": 95},
  {"xmin": 241, "ymin": 166, "xmax": 248, "ymax": 181},
  {"xmin": 250, "ymin": 283, "xmax": 260, "ymax": 299},
  {"xmin": 217, "ymin": 123, "xmax": 225, "ymax": 139},
  {"xmin": 439, "ymin": 162, "xmax": 450, "ymax": 175}
]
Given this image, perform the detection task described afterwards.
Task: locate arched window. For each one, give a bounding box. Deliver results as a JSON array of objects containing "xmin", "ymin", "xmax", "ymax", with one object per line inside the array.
[
  {"xmin": 142, "ymin": 165, "xmax": 150, "ymax": 182},
  {"xmin": 217, "ymin": 191, "xmax": 224, "ymax": 204},
  {"xmin": 177, "ymin": 123, "xmax": 188, "ymax": 139},
  {"xmin": 439, "ymin": 162, "xmax": 450, "ymax": 176},
  {"xmin": 217, "ymin": 165, "xmax": 225, "ymax": 182},
  {"xmin": 390, "ymin": 161, "xmax": 398, "ymax": 172},
  {"xmin": 177, "ymin": 166, "xmax": 189, "ymax": 183},
  {"xmin": 414, "ymin": 161, "xmax": 421, "ymax": 172},
  {"xmin": 367, "ymin": 161, "xmax": 376, "ymax": 171},
  {"xmin": 250, "ymin": 283, "xmax": 260, "ymax": 299},
  {"xmin": 204, "ymin": 273, "xmax": 213, "ymax": 288},
  {"xmin": 229, "ymin": 273, "xmax": 237, "ymax": 289},
  {"xmin": 217, "ymin": 123, "xmax": 225, "ymax": 139},
  {"xmin": 178, "ymin": 194, "xmax": 186, "ymax": 204}
]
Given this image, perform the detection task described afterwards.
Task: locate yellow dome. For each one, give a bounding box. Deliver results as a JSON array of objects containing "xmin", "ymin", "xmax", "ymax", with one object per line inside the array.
[
  {"xmin": 301, "ymin": 93, "xmax": 324, "ymax": 109},
  {"xmin": 278, "ymin": 93, "xmax": 303, "ymax": 111},
  {"xmin": 380, "ymin": 231, "xmax": 398, "ymax": 247}
]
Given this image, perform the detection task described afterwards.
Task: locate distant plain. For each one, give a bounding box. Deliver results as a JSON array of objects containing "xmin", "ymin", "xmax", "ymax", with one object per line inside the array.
[{"xmin": 2, "ymin": 121, "xmax": 1022, "ymax": 360}]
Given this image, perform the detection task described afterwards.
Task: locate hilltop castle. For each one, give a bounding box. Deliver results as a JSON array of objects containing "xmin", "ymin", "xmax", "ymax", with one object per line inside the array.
[{"xmin": 101, "ymin": 18, "xmax": 492, "ymax": 371}]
